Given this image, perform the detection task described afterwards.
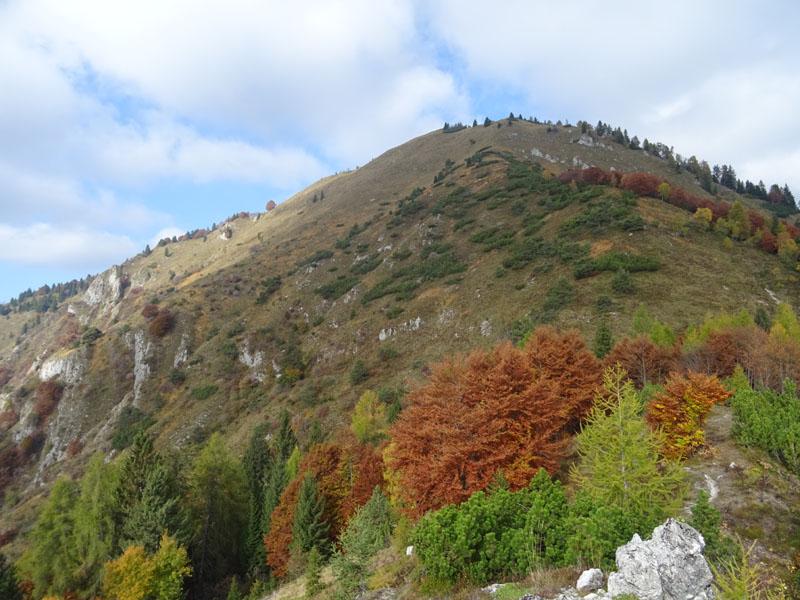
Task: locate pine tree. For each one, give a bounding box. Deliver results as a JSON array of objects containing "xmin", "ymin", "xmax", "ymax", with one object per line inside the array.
[
  {"xmin": 275, "ymin": 410, "xmax": 297, "ymax": 462},
  {"xmin": 755, "ymin": 306, "xmax": 771, "ymax": 331},
  {"xmin": 188, "ymin": 433, "xmax": 248, "ymax": 586},
  {"xmin": 291, "ymin": 475, "xmax": 330, "ymax": 557},
  {"xmin": 28, "ymin": 477, "xmax": 80, "ymax": 597},
  {"xmin": 227, "ymin": 575, "xmax": 243, "ymax": 600},
  {"xmin": 570, "ymin": 366, "xmax": 687, "ymax": 532},
  {"xmin": 0, "ymin": 552, "xmax": 22, "ymax": 600},
  {"xmin": 72, "ymin": 453, "xmax": 121, "ymax": 597},
  {"xmin": 263, "ymin": 459, "xmax": 290, "ymax": 538},
  {"xmin": 593, "ymin": 319, "xmax": 613, "ymax": 359},
  {"xmin": 242, "ymin": 424, "xmax": 271, "ymax": 576},
  {"xmin": 115, "ymin": 432, "xmax": 161, "ymax": 551},
  {"xmin": 120, "ymin": 461, "xmax": 190, "ymax": 553},
  {"xmin": 331, "ymin": 487, "xmax": 391, "ymax": 599},
  {"xmin": 305, "ymin": 546, "xmax": 323, "ymax": 599}
]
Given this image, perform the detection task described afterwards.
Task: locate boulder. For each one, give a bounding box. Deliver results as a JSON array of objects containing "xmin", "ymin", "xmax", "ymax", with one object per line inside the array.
[
  {"xmin": 576, "ymin": 568, "xmax": 604, "ymax": 594},
  {"xmin": 607, "ymin": 519, "xmax": 714, "ymax": 600}
]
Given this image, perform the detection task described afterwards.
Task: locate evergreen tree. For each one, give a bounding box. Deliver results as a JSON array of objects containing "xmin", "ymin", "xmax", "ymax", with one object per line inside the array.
[
  {"xmin": 570, "ymin": 366, "xmax": 687, "ymax": 532},
  {"xmin": 386, "ymin": 395, "xmax": 403, "ymax": 424},
  {"xmin": 120, "ymin": 461, "xmax": 190, "ymax": 553},
  {"xmin": 188, "ymin": 433, "xmax": 248, "ymax": 587},
  {"xmin": 291, "ymin": 475, "xmax": 330, "ymax": 557},
  {"xmin": 688, "ymin": 490, "xmax": 736, "ymax": 565},
  {"xmin": 227, "ymin": 575, "xmax": 243, "ymax": 600},
  {"xmin": 242, "ymin": 424, "xmax": 272, "ymax": 576},
  {"xmin": 27, "ymin": 477, "xmax": 80, "ymax": 597},
  {"xmin": 755, "ymin": 306, "xmax": 772, "ymax": 331},
  {"xmin": 593, "ymin": 320, "xmax": 613, "ymax": 359},
  {"xmin": 72, "ymin": 453, "xmax": 121, "ymax": 597},
  {"xmin": 286, "ymin": 445, "xmax": 302, "ymax": 480},
  {"xmin": 275, "ymin": 410, "xmax": 297, "ymax": 463},
  {"xmin": 305, "ymin": 546, "xmax": 323, "ymax": 599},
  {"xmin": 307, "ymin": 419, "xmax": 324, "ymax": 447},
  {"xmin": 0, "ymin": 552, "xmax": 22, "ymax": 600},
  {"xmin": 331, "ymin": 487, "xmax": 391, "ymax": 599},
  {"xmin": 263, "ymin": 459, "xmax": 290, "ymax": 540}
]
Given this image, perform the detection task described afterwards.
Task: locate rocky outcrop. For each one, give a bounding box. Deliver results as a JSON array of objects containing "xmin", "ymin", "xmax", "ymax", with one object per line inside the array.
[
  {"xmin": 83, "ymin": 265, "xmax": 124, "ymax": 309},
  {"xmin": 481, "ymin": 520, "xmax": 713, "ymax": 600},
  {"xmin": 39, "ymin": 348, "xmax": 88, "ymax": 385},
  {"xmin": 132, "ymin": 330, "xmax": 152, "ymax": 405},
  {"xmin": 576, "ymin": 568, "xmax": 604, "ymax": 594},
  {"xmin": 607, "ymin": 519, "xmax": 714, "ymax": 600}
]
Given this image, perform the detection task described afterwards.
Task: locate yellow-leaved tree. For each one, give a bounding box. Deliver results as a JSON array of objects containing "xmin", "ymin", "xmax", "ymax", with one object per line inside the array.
[{"xmin": 103, "ymin": 533, "xmax": 191, "ymax": 600}]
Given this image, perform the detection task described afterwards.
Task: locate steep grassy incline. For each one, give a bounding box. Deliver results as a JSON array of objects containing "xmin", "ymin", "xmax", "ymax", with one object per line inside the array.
[{"xmin": 0, "ymin": 120, "xmax": 798, "ymax": 558}]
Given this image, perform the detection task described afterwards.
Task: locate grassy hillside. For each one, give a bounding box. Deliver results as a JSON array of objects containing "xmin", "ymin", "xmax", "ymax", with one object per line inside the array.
[{"xmin": 0, "ymin": 118, "xmax": 798, "ymax": 594}]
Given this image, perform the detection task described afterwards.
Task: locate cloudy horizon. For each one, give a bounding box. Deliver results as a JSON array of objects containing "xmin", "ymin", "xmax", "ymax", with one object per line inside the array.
[{"xmin": 1, "ymin": 0, "xmax": 798, "ymax": 302}]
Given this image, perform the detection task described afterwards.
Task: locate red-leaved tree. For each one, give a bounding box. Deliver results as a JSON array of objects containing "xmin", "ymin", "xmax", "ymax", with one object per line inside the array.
[{"xmin": 387, "ymin": 334, "xmax": 601, "ymax": 517}]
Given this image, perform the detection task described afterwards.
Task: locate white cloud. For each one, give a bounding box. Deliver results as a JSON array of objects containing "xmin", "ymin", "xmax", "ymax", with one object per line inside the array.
[
  {"xmin": 0, "ymin": 223, "xmax": 138, "ymax": 268},
  {"xmin": 0, "ymin": 163, "xmax": 170, "ymax": 231}
]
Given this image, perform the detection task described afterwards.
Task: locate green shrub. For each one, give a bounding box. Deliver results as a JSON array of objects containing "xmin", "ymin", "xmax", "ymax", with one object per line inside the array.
[
  {"xmin": 111, "ymin": 407, "xmax": 155, "ymax": 451},
  {"xmin": 221, "ymin": 340, "xmax": 238, "ymax": 360},
  {"xmin": 386, "ymin": 306, "xmax": 404, "ymax": 319},
  {"xmin": 731, "ymin": 381, "xmax": 800, "ymax": 475},
  {"xmin": 392, "ymin": 249, "xmax": 412, "ymax": 260},
  {"xmin": 378, "ymin": 347, "xmax": 398, "ymax": 361},
  {"xmin": 594, "ymin": 252, "xmax": 659, "ymax": 273},
  {"xmin": 191, "ymin": 385, "xmax": 218, "ymax": 401},
  {"xmin": 541, "ymin": 277, "xmax": 576, "ymax": 313},
  {"xmin": 168, "ymin": 368, "xmax": 186, "ymax": 385},
  {"xmin": 349, "ymin": 360, "xmax": 370, "ymax": 386},
  {"xmin": 502, "ymin": 237, "xmax": 557, "ymax": 270},
  {"xmin": 412, "ymin": 470, "xmax": 570, "ymax": 585},
  {"xmin": 573, "ymin": 257, "xmax": 596, "ymax": 279},
  {"xmin": 315, "ymin": 276, "xmax": 359, "ymax": 300},
  {"xmin": 611, "ymin": 269, "xmax": 636, "ymax": 294},
  {"xmin": 256, "ymin": 276, "xmax": 282, "ymax": 304},
  {"xmin": 296, "ymin": 250, "xmax": 333, "ymax": 268},
  {"xmin": 226, "ymin": 321, "xmax": 245, "ymax": 338},
  {"xmin": 350, "ymin": 253, "xmax": 382, "ymax": 275}
]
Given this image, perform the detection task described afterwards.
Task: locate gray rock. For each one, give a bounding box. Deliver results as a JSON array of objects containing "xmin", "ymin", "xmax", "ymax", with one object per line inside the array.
[
  {"xmin": 576, "ymin": 568, "xmax": 604, "ymax": 593},
  {"xmin": 481, "ymin": 583, "xmax": 505, "ymax": 595},
  {"xmin": 607, "ymin": 519, "xmax": 714, "ymax": 600}
]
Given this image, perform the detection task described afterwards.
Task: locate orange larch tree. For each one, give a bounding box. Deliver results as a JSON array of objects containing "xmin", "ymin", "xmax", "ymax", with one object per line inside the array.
[
  {"xmin": 522, "ymin": 326, "xmax": 603, "ymax": 431},
  {"xmin": 646, "ymin": 371, "xmax": 732, "ymax": 459},
  {"xmin": 605, "ymin": 336, "xmax": 675, "ymax": 388},
  {"xmin": 387, "ymin": 334, "xmax": 601, "ymax": 518}
]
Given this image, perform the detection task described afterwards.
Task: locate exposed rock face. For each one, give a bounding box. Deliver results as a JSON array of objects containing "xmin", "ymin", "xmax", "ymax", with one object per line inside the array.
[
  {"xmin": 576, "ymin": 568, "xmax": 604, "ymax": 594},
  {"xmin": 83, "ymin": 266, "xmax": 123, "ymax": 309},
  {"xmin": 39, "ymin": 348, "xmax": 88, "ymax": 385},
  {"xmin": 133, "ymin": 330, "xmax": 152, "ymax": 405},
  {"xmin": 607, "ymin": 519, "xmax": 714, "ymax": 600}
]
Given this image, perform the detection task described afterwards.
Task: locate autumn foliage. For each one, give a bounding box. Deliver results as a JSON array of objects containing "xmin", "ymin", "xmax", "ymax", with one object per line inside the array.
[
  {"xmin": 148, "ymin": 309, "xmax": 175, "ymax": 338},
  {"xmin": 646, "ymin": 371, "xmax": 732, "ymax": 459},
  {"xmin": 523, "ymin": 326, "xmax": 603, "ymax": 431},
  {"xmin": 604, "ymin": 336, "xmax": 675, "ymax": 388},
  {"xmin": 387, "ymin": 331, "xmax": 602, "ymax": 518},
  {"xmin": 264, "ymin": 438, "xmax": 384, "ymax": 579},
  {"xmin": 620, "ymin": 172, "xmax": 661, "ymax": 197},
  {"xmin": 34, "ymin": 380, "xmax": 64, "ymax": 424}
]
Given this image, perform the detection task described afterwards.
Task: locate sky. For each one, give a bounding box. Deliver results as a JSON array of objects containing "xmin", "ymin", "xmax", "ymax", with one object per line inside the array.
[{"xmin": 1, "ymin": 0, "xmax": 798, "ymax": 303}]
